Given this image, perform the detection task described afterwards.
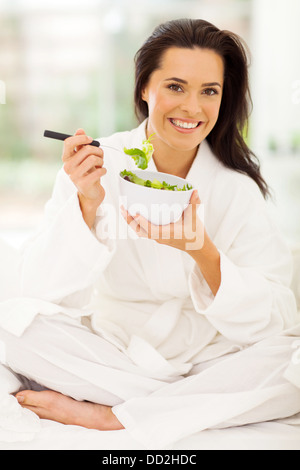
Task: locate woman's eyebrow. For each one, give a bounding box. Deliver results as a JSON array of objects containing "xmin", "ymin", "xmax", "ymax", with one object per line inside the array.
[
  {"xmin": 164, "ymin": 77, "xmax": 222, "ymax": 88},
  {"xmin": 202, "ymin": 82, "xmax": 222, "ymax": 88},
  {"xmin": 164, "ymin": 77, "xmax": 188, "ymax": 84}
]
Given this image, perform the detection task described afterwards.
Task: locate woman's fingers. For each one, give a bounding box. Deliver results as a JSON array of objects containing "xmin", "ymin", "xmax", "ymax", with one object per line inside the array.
[
  {"xmin": 183, "ymin": 189, "xmax": 201, "ymax": 231},
  {"xmin": 120, "ymin": 189, "xmax": 204, "ymax": 252},
  {"xmin": 62, "ymin": 133, "xmax": 94, "ymax": 161},
  {"xmin": 64, "ymin": 143, "xmax": 104, "ymax": 167},
  {"xmin": 69, "ymin": 152, "xmax": 103, "ymax": 177},
  {"xmin": 73, "ymin": 128, "xmax": 91, "ymax": 153},
  {"xmin": 186, "ymin": 189, "xmax": 201, "ymax": 210},
  {"xmin": 60, "ymin": 129, "xmax": 107, "ymax": 204},
  {"xmin": 132, "ymin": 213, "xmax": 163, "ymax": 239},
  {"xmin": 63, "ymin": 142, "xmax": 104, "ymax": 178},
  {"xmin": 76, "ymin": 166, "xmax": 107, "ymax": 189},
  {"xmin": 120, "ymin": 207, "xmax": 148, "ymax": 237}
]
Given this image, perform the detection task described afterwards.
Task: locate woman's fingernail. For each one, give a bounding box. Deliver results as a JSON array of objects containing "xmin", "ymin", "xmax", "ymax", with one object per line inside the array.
[{"xmin": 17, "ymin": 395, "xmax": 24, "ymax": 403}]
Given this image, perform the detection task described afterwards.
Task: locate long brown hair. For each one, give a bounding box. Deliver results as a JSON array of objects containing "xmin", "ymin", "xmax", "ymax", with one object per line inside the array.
[{"xmin": 134, "ymin": 18, "xmax": 271, "ymax": 199}]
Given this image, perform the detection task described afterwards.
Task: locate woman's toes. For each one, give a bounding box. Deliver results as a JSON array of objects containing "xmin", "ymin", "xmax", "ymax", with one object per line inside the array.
[
  {"xmin": 16, "ymin": 390, "xmax": 50, "ymax": 407},
  {"xmin": 15, "ymin": 390, "xmax": 30, "ymax": 404}
]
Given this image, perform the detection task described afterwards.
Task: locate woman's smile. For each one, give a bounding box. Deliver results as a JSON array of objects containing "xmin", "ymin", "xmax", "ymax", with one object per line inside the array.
[{"xmin": 168, "ymin": 117, "xmax": 204, "ymax": 133}]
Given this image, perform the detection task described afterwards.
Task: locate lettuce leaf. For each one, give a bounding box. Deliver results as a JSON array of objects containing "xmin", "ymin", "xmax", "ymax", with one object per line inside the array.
[
  {"xmin": 123, "ymin": 147, "xmax": 148, "ymax": 169},
  {"xmin": 123, "ymin": 134, "xmax": 155, "ymax": 169}
]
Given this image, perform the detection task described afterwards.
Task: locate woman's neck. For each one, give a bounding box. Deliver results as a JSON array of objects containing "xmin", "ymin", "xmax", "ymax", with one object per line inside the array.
[
  {"xmin": 145, "ymin": 123, "xmax": 199, "ymax": 179},
  {"xmin": 152, "ymin": 153, "xmax": 195, "ymax": 179},
  {"xmin": 152, "ymin": 140, "xmax": 198, "ymax": 179}
]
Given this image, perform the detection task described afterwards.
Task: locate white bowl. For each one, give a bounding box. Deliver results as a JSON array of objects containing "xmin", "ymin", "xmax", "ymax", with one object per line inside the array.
[{"xmin": 119, "ymin": 169, "xmax": 194, "ymax": 225}]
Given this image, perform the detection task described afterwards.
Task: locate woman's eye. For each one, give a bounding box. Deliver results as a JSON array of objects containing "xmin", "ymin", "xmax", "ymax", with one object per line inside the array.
[
  {"xmin": 168, "ymin": 84, "xmax": 183, "ymax": 92},
  {"xmin": 203, "ymin": 88, "xmax": 218, "ymax": 96}
]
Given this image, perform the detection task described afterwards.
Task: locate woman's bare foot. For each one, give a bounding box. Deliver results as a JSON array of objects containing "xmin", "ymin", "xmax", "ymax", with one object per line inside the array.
[{"xmin": 15, "ymin": 390, "xmax": 124, "ymax": 431}]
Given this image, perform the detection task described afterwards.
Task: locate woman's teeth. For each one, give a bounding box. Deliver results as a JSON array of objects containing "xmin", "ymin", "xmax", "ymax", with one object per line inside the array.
[{"xmin": 170, "ymin": 119, "xmax": 199, "ymax": 129}]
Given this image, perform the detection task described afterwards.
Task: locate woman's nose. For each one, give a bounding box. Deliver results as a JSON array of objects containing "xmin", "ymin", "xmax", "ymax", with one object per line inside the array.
[{"xmin": 180, "ymin": 94, "xmax": 202, "ymax": 116}]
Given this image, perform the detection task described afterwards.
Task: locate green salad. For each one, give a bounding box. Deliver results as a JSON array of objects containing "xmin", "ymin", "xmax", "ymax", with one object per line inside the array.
[
  {"xmin": 121, "ymin": 134, "xmax": 193, "ymax": 191},
  {"xmin": 120, "ymin": 170, "xmax": 192, "ymax": 191},
  {"xmin": 123, "ymin": 134, "xmax": 155, "ymax": 170}
]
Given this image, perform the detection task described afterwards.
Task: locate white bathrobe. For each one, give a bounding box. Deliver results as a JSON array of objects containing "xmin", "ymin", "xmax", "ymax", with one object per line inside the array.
[{"xmin": 0, "ymin": 120, "xmax": 299, "ymax": 448}]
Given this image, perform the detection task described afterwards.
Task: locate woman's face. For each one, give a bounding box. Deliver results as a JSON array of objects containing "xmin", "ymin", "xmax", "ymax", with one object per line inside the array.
[{"xmin": 142, "ymin": 47, "xmax": 224, "ymax": 155}]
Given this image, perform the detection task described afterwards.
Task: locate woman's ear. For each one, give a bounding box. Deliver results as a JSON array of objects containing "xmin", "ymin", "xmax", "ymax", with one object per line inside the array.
[{"xmin": 141, "ymin": 87, "xmax": 148, "ymax": 103}]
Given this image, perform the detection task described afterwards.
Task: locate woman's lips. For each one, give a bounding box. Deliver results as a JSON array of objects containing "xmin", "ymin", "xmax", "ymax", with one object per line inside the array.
[{"xmin": 168, "ymin": 118, "xmax": 203, "ymax": 133}]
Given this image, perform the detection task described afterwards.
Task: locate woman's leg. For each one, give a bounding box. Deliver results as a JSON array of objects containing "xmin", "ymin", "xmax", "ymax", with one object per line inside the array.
[
  {"xmin": 0, "ymin": 314, "xmax": 171, "ymax": 430},
  {"xmin": 0, "ymin": 314, "xmax": 168, "ymax": 403},
  {"xmin": 2, "ymin": 315, "xmax": 299, "ymax": 445},
  {"xmin": 112, "ymin": 329, "xmax": 300, "ymax": 448}
]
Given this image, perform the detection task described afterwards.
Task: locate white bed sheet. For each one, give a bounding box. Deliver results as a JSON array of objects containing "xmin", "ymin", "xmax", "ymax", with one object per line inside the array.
[{"xmin": 1, "ymin": 414, "xmax": 300, "ymax": 450}]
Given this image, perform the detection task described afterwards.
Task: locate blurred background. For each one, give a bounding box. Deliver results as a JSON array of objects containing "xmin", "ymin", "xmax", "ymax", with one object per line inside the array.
[{"xmin": 0, "ymin": 0, "xmax": 299, "ymax": 249}]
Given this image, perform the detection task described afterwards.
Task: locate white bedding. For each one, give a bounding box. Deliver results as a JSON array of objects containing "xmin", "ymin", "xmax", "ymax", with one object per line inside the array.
[{"xmin": 1, "ymin": 236, "xmax": 300, "ymax": 450}]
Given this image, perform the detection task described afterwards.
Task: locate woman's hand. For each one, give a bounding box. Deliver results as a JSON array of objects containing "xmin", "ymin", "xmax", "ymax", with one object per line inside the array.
[
  {"xmin": 120, "ymin": 190, "xmax": 205, "ymax": 253},
  {"xmin": 121, "ymin": 190, "xmax": 221, "ymax": 295},
  {"xmin": 62, "ymin": 129, "xmax": 106, "ymax": 228}
]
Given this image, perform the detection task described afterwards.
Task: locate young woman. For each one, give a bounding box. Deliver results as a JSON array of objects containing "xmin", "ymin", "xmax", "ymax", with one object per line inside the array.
[{"xmin": 0, "ymin": 19, "xmax": 299, "ymax": 448}]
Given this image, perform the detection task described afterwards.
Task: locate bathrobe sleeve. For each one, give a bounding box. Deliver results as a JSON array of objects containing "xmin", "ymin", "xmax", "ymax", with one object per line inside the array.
[
  {"xmin": 188, "ymin": 171, "xmax": 298, "ymax": 345},
  {"xmin": 18, "ymin": 168, "xmax": 115, "ymax": 306}
]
